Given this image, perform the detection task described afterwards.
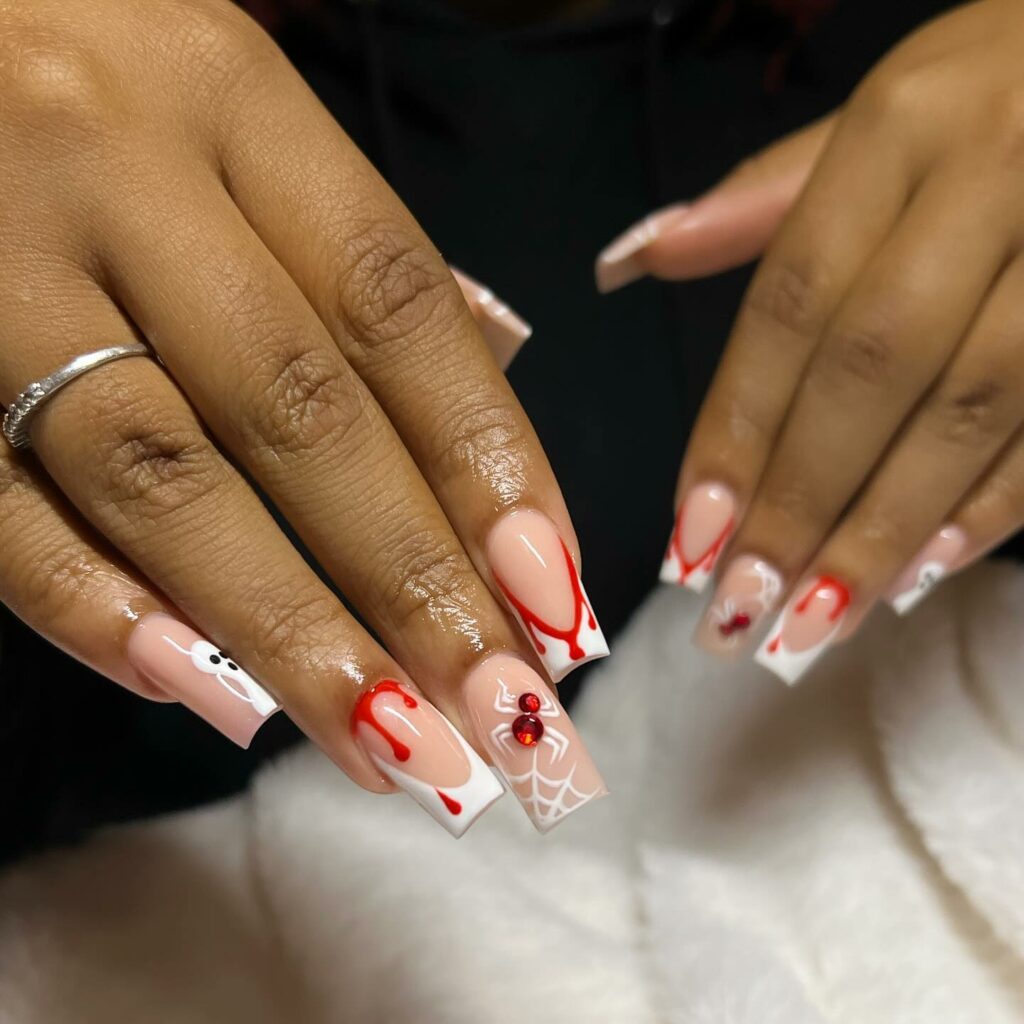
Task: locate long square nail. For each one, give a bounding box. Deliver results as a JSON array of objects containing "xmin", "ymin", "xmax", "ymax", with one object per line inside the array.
[
  {"xmin": 885, "ymin": 526, "xmax": 966, "ymax": 616},
  {"xmin": 462, "ymin": 654, "xmax": 607, "ymax": 833},
  {"xmin": 487, "ymin": 509, "xmax": 608, "ymax": 682},
  {"xmin": 694, "ymin": 555, "xmax": 782, "ymax": 656},
  {"xmin": 351, "ymin": 680, "xmax": 504, "ymax": 838},
  {"xmin": 126, "ymin": 612, "xmax": 280, "ymax": 748},
  {"xmin": 754, "ymin": 576, "xmax": 850, "ymax": 685},
  {"xmin": 660, "ymin": 482, "xmax": 736, "ymax": 592}
]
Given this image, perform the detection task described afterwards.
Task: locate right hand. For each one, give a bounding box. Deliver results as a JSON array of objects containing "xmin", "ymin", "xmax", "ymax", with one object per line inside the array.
[{"xmin": 0, "ymin": 0, "xmax": 607, "ymax": 836}]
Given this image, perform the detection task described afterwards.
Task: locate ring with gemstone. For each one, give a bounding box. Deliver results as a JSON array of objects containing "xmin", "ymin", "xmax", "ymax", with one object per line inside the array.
[{"xmin": 2, "ymin": 343, "xmax": 152, "ymax": 452}]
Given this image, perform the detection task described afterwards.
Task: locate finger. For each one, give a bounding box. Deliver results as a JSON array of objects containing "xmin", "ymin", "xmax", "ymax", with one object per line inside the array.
[
  {"xmin": 450, "ymin": 267, "xmax": 532, "ymax": 372},
  {"xmin": 744, "ymin": 244, "xmax": 1024, "ymax": 680},
  {"xmin": 595, "ymin": 115, "xmax": 837, "ymax": 293},
  {"xmin": 0, "ymin": 286, "xmax": 517, "ymax": 836},
  {"xmin": 211, "ymin": 54, "xmax": 607, "ymax": 680},
  {"xmin": 706, "ymin": 158, "xmax": 1015, "ymax": 683},
  {"xmin": 0, "ymin": 442, "xmax": 172, "ymax": 701},
  {"xmin": 660, "ymin": 103, "xmax": 917, "ymax": 593}
]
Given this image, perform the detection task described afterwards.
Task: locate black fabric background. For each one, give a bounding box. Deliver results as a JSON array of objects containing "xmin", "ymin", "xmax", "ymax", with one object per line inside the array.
[{"xmin": 3, "ymin": 0, "xmax": 1012, "ymax": 865}]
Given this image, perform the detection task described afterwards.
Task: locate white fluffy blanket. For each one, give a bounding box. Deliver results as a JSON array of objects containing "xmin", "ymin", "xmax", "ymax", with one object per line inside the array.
[{"xmin": 3, "ymin": 563, "xmax": 1024, "ymax": 1023}]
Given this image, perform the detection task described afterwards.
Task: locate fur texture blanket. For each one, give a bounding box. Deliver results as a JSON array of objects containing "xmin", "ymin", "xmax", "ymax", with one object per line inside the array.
[{"xmin": 3, "ymin": 562, "xmax": 1024, "ymax": 1023}]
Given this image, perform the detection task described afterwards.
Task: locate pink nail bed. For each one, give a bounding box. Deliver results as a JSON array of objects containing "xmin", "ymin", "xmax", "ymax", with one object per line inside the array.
[
  {"xmin": 462, "ymin": 654, "xmax": 607, "ymax": 833},
  {"xmin": 694, "ymin": 555, "xmax": 782, "ymax": 657},
  {"xmin": 755, "ymin": 576, "xmax": 851, "ymax": 685},
  {"xmin": 660, "ymin": 482, "xmax": 736, "ymax": 593},
  {"xmin": 126, "ymin": 613, "xmax": 280, "ymax": 748},
  {"xmin": 351, "ymin": 680, "xmax": 503, "ymax": 838},
  {"xmin": 487, "ymin": 509, "xmax": 608, "ymax": 682},
  {"xmin": 885, "ymin": 525, "xmax": 966, "ymax": 616}
]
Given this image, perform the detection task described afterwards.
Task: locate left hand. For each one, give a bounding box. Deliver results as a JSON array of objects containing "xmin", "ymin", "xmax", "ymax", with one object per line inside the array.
[{"xmin": 597, "ymin": 0, "xmax": 1024, "ymax": 683}]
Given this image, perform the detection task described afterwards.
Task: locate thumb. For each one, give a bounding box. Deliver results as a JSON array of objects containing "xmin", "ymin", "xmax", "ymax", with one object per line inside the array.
[{"xmin": 595, "ymin": 114, "xmax": 837, "ymax": 293}]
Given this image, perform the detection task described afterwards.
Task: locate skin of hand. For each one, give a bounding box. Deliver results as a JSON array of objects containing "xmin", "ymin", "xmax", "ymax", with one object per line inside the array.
[
  {"xmin": 0, "ymin": 0, "xmax": 606, "ymax": 837},
  {"xmin": 598, "ymin": 0, "xmax": 1024, "ymax": 682}
]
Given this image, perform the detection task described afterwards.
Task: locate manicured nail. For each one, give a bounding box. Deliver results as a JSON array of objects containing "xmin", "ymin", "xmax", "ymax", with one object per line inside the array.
[
  {"xmin": 126, "ymin": 612, "xmax": 280, "ymax": 748},
  {"xmin": 450, "ymin": 267, "xmax": 532, "ymax": 371},
  {"xmin": 487, "ymin": 509, "xmax": 608, "ymax": 682},
  {"xmin": 462, "ymin": 654, "xmax": 607, "ymax": 833},
  {"xmin": 755, "ymin": 576, "xmax": 851, "ymax": 685},
  {"xmin": 660, "ymin": 482, "xmax": 736, "ymax": 592},
  {"xmin": 885, "ymin": 525, "xmax": 966, "ymax": 616},
  {"xmin": 351, "ymin": 680, "xmax": 504, "ymax": 838},
  {"xmin": 595, "ymin": 204, "xmax": 689, "ymax": 293},
  {"xmin": 694, "ymin": 555, "xmax": 782, "ymax": 656}
]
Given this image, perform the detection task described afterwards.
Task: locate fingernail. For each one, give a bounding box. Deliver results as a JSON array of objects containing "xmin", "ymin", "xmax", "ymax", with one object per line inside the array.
[
  {"xmin": 462, "ymin": 654, "xmax": 607, "ymax": 833},
  {"xmin": 694, "ymin": 555, "xmax": 782, "ymax": 656},
  {"xmin": 755, "ymin": 576, "xmax": 851, "ymax": 685},
  {"xmin": 885, "ymin": 525, "xmax": 966, "ymax": 616},
  {"xmin": 660, "ymin": 482, "xmax": 736, "ymax": 592},
  {"xmin": 450, "ymin": 267, "xmax": 532, "ymax": 370},
  {"xmin": 126, "ymin": 612, "xmax": 280, "ymax": 748},
  {"xmin": 594, "ymin": 204, "xmax": 689, "ymax": 293},
  {"xmin": 487, "ymin": 509, "xmax": 609, "ymax": 682},
  {"xmin": 351, "ymin": 680, "xmax": 504, "ymax": 838}
]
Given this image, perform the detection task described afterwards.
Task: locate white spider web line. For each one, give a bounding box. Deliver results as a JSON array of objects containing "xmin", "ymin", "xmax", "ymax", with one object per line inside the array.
[{"xmin": 507, "ymin": 754, "xmax": 601, "ymax": 830}]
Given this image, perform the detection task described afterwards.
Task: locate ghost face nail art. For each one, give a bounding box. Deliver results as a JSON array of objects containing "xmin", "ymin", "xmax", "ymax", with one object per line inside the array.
[
  {"xmin": 755, "ymin": 576, "xmax": 851, "ymax": 685},
  {"xmin": 886, "ymin": 526, "xmax": 966, "ymax": 616},
  {"xmin": 351, "ymin": 680, "xmax": 503, "ymax": 838},
  {"xmin": 695, "ymin": 555, "xmax": 782, "ymax": 656},
  {"xmin": 462, "ymin": 655, "xmax": 607, "ymax": 833},
  {"xmin": 126, "ymin": 613, "xmax": 280, "ymax": 747},
  {"xmin": 660, "ymin": 482, "xmax": 736, "ymax": 592},
  {"xmin": 487, "ymin": 510, "xmax": 608, "ymax": 682}
]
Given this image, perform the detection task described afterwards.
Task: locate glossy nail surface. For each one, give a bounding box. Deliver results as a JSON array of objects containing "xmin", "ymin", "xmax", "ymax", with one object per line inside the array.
[
  {"xmin": 450, "ymin": 267, "xmax": 532, "ymax": 371},
  {"xmin": 462, "ymin": 654, "xmax": 606, "ymax": 833},
  {"xmin": 126, "ymin": 612, "xmax": 280, "ymax": 748},
  {"xmin": 694, "ymin": 555, "xmax": 782, "ymax": 656},
  {"xmin": 886, "ymin": 525, "xmax": 966, "ymax": 616},
  {"xmin": 351, "ymin": 680, "xmax": 504, "ymax": 838},
  {"xmin": 755, "ymin": 576, "xmax": 850, "ymax": 685},
  {"xmin": 660, "ymin": 482, "xmax": 736, "ymax": 592},
  {"xmin": 595, "ymin": 204, "xmax": 689, "ymax": 293},
  {"xmin": 487, "ymin": 509, "xmax": 608, "ymax": 682}
]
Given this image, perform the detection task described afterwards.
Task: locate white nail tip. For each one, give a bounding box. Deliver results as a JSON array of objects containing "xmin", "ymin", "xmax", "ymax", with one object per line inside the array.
[{"xmin": 888, "ymin": 560, "xmax": 948, "ymax": 617}]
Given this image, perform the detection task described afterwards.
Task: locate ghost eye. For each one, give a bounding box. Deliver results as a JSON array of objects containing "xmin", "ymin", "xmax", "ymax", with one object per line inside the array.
[
  {"xmin": 227, "ymin": 661, "xmax": 238, "ymax": 671},
  {"xmin": 209, "ymin": 654, "xmax": 221, "ymax": 665}
]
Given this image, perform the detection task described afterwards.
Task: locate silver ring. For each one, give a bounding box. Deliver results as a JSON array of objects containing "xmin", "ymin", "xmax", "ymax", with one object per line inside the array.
[{"xmin": 2, "ymin": 343, "xmax": 151, "ymax": 451}]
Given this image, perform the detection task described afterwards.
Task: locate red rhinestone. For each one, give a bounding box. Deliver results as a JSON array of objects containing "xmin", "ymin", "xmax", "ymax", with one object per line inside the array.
[
  {"xmin": 732, "ymin": 613, "xmax": 752, "ymax": 630},
  {"xmin": 512, "ymin": 714, "xmax": 544, "ymax": 746},
  {"xmin": 518, "ymin": 692, "xmax": 542, "ymax": 713}
]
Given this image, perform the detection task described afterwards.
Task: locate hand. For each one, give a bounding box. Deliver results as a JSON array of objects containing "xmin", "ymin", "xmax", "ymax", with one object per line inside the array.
[
  {"xmin": 0, "ymin": 0, "xmax": 606, "ymax": 836},
  {"xmin": 597, "ymin": 0, "xmax": 1024, "ymax": 682}
]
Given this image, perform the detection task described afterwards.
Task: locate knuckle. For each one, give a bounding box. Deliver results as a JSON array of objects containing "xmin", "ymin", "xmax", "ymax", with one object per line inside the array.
[
  {"xmin": 98, "ymin": 417, "xmax": 225, "ymax": 522},
  {"xmin": 378, "ymin": 532, "xmax": 479, "ymax": 633},
  {"xmin": 817, "ymin": 321, "xmax": 897, "ymax": 389},
  {"xmin": 931, "ymin": 376, "xmax": 1013, "ymax": 448},
  {"xmin": 857, "ymin": 66, "xmax": 932, "ymax": 125},
  {"xmin": 242, "ymin": 341, "xmax": 368, "ymax": 458},
  {"xmin": 744, "ymin": 258, "xmax": 828, "ymax": 341},
  {"xmin": 336, "ymin": 225, "xmax": 461, "ymax": 352},
  {"xmin": 244, "ymin": 586, "xmax": 342, "ymax": 673}
]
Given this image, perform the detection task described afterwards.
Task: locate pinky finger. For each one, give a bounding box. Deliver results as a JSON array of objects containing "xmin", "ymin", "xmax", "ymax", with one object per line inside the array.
[
  {"xmin": 0, "ymin": 443, "xmax": 281, "ymax": 743},
  {"xmin": 885, "ymin": 432, "xmax": 1024, "ymax": 616}
]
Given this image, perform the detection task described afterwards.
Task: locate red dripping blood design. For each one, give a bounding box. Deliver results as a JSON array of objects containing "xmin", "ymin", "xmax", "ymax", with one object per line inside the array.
[
  {"xmin": 666, "ymin": 506, "xmax": 734, "ymax": 584},
  {"xmin": 495, "ymin": 541, "xmax": 596, "ymax": 661},
  {"xmin": 437, "ymin": 791, "xmax": 463, "ymax": 816},
  {"xmin": 766, "ymin": 576, "xmax": 850, "ymax": 655}
]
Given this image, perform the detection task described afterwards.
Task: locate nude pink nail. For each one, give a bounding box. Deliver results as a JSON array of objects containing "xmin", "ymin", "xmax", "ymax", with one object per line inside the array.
[
  {"xmin": 755, "ymin": 576, "xmax": 851, "ymax": 685},
  {"xmin": 885, "ymin": 525, "xmax": 966, "ymax": 616},
  {"xmin": 594, "ymin": 204, "xmax": 690, "ymax": 293},
  {"xmin": 351, "ymin": 680, "xmax": 504, "ymax": 838},
  {"xmin": 487, "ymin": 509, "xmax": 608, "ymax": 682},
  {"xmin": 694, "ymin": 555, "xmax": 782, "ymax": 657},
  {"xmin": 462, "ymin": 654, "xmax": 606, "ymax": 833},
  {"xmin": 660, "ymin": 482, "xmax": 737, "ymax": 593},
  {"xmin": 450, "ymin": 267, "xmax": 532, "ymax": 371},
  {"xmin": 126, "ymin": 613, "xmax": 280, "ymax": 748}
]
